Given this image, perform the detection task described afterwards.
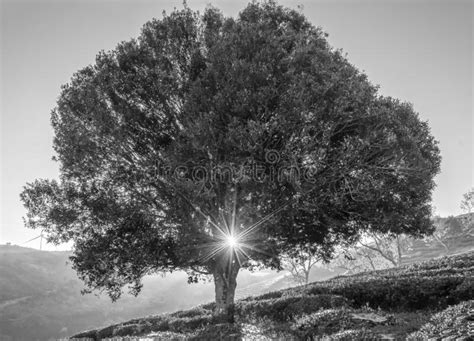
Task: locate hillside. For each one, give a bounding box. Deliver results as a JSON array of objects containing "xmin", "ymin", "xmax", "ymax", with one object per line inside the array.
[
  {"xmin": 1, "ymin": 214, "xmax": 472, "ymax": 340},
  {"xmin": 72, "ymin": 251, "xmax": 474, "ymax": 340}
]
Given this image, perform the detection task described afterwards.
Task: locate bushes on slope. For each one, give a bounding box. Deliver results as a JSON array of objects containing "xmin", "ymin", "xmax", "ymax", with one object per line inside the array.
[
  {"xmin": 236, "ymin": 294, "xmax": 349, "ymax": 322},
  {"xmin": 407, "ymin": 300, "xmax": 474, "ymax": 340},
  {"xmin": 244, "ymin": 252, "xmax": 474, "ymax": 311},
  {"xmin": 71, "ymin": 252, "xmax": 474, "ymax": 339}
]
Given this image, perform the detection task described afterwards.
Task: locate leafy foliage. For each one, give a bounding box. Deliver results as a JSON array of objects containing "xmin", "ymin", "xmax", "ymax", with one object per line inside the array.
[
  {"xmin": 407, "ymin": 300, "xmax": 473, "ymax": 340},
  {"xmin": 21, "ymin": 1, "xmax": 441, "ymax": 306},
  {"xmin": 235, "ymin": 294, "xmax": 349, "ymax": 322},
  {"xmin": 292, "ymin": 309, "xmax": 387, "ymax": 339}
]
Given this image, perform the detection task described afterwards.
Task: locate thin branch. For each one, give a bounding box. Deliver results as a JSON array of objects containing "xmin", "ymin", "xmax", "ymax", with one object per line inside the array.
[{"xmin": 359, "ymin": 240, "xmax": 397, "ymax": 267}]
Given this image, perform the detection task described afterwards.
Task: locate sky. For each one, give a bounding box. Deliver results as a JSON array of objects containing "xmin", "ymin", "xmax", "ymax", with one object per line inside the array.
[{"xmin": 1, "ymin": 0, "xmax": 472, "ymax": 251}]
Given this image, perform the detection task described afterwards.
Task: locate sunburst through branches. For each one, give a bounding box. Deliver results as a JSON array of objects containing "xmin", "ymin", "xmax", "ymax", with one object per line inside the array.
[
  {"xmin": 188, "ymin": 184, "xmax": 320, "ymax": 278},
  {"xmin": 225, "ymin": 234, "xmax": 239, "ymax": 249}
]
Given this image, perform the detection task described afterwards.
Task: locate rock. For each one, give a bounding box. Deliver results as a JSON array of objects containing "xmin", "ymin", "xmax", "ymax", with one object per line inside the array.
[{"xmin": 350, "ymin": 312, "xmax": 388, "ymax": 324}]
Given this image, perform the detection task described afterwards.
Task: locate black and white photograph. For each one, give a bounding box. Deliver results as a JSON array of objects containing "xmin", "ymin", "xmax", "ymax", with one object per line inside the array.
[{"xmin": 0, "ymin": 0, "xmax": 473, "ymax": 340}]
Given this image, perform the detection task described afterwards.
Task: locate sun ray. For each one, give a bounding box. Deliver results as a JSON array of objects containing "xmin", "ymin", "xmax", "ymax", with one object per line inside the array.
[
  {"xmin": 237, "ymin": 185, "xmax": 320, "ymax": 241},
  {"xmin": 236, "ymin": 204, "xmax": 286, "ymax": 240},
  {"xmin": 234, "ymin": 248, "xmax": 243, "ymax": 267},
  {"xmin": 198, "ymin": 243, "xmax": 227, "ymax": 263},
  {"xmin": 181, "ymin": 241, "xmax": 221, "ymax": 250},
  {"xmin": 231, "ymin": 188, "xmax": 238, "ymax": 235},
  {"xmin": 184, "ymin": 186, "xmax": 322, "ymax": 269},
  {"xmin": 220, "ymin": 209, "xmax": 230, "ymax": 235},
  {"xmin": 212, "ymin": 218, "xmax": 230, "ymax": 240},
  {"xmin": 226, "ymin": 234, "xmax": 240, "ymax": 248},
  {"xmin": 239, "ymin": 247, "xmax": 251, "ymax": 259}
]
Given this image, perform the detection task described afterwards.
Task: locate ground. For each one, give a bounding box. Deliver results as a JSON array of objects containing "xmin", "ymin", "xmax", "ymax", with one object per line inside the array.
[{"xmin": 71, "ymin": 251, "xmax": 473, "ymax": 340}]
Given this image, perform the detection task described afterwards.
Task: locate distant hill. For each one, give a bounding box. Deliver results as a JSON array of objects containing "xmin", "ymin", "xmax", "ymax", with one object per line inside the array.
[
  {"xmin": 0, "ymin": 245, "xmax": 75, "ymax": 303},
  {"xmin": 1, "ymin": 245, "xmax": 215, "ymax": 340}
]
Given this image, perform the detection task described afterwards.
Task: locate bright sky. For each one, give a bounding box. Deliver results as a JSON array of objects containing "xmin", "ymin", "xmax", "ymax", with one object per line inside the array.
[{"xmin": 1, "ymin": 0, "xmax": 472, "ymax": 250}]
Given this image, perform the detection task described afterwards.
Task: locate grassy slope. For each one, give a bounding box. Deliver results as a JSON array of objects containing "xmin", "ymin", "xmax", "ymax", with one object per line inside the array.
[
  {"xmin": 72, "ymin": 251, "xmax": 474, "ymax": 340},
  {"xmin": 3, "ymin": 216, "xmax": 472, "ymax": 340}
]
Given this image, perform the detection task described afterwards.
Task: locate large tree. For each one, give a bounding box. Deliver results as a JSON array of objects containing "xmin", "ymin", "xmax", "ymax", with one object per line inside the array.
[{"xmin": 21, "ymin": 1, "xmax": 441, "ymax": 321}]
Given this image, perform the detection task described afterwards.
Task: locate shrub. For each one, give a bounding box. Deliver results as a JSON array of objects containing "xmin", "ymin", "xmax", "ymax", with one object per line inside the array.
[
  {"xmin": 95, "ymin": 324, "xmax": 117, "ymax": 340},
  {"xmin": 144, "ymin": 331, "xmax": 187, "ymax": 340},
  {"xmin": 243, "ymin": 290, "xmax": 284, "ymax": 301},
  {"xmin": 148, "ymin": 316, "xmax": 171, "ymax": 331},
  {"xmin": 111, "ymin": 323, "xmax": 142, "ymax": 336},
  {"xmin": 293, "ymin": 309, "xmax": 349, "ymax": 335},
  {"xmin": 407, "ymin": 300, "xmax": 474, "ymax": 340},
  {"xmin": 170, "ymin": 307, "xmax": 208, "ymax": 319},
  {"xmin": 236, "ymin": 294, "xmax": 349, "ymax": 322},
  {"xmin": 168, "ymin": 315, "xmax": 214, "ymax": 333},
  {"xmin": 303, "ymin": 275, "xmax": 469, "ymax": 310},
  {"xmin": 199, "ymin": 302, "xmax": 216, "ymax": 311},
  {"xmin": 324, "ymin": 329, "xmax": 380, "ymax": 341},
  {"xmin": 452, "ymin": 277, "xmax": 474, "ymax": 302},
  {"xmin": 188, "ymin": 323, "xmax": 242, "ymax": 340},
  {"xmin": 292, "ymin": 309, "xmax": 383, "ymax": 338}
]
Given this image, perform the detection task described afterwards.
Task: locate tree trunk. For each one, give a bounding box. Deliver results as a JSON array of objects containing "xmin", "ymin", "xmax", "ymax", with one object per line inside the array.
[
  {"xmin": 213, "ymin": 260, "xmax": 240, "ymax": 323},
  {"xmin": 396, "ymin": 236, "xmax": 402, "ymax": 266},
  {"xmin": 434, "ymin": 235, "xmax": 450, "ymax": 254}
]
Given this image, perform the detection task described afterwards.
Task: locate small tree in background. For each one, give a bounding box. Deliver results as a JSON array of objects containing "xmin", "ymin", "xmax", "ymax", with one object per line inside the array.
[
  {"xmin": 429, "ymin": 216, "xmax": 466, "ymax": 253},
  {"xmin": 284, "ymin": 257, "xmax": 316, "ymax": 285},
  {"xmin": 358, "ymin": 233, "xmax": 411, "ymax": 267},
  {"xmin": 20, "ymin": 2, "xmax": 441, "ymax": 321},
  {"xmin": 461, "ymin": 188, "xmax": 474, "ymax": 214},
  {"xmin": 330, "ymin": 245, "xmax": 383, "ymax": 274},
  {"xmin": 330, "ymin": 233, "xmax": 411, "ymax": 273},
  {"xmin": 282, "ymin": 246, "xmax": 330, "ymax": 285}
]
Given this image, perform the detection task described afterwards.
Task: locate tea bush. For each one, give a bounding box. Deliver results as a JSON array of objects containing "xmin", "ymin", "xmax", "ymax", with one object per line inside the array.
[
  {"xmin": 236, "ymin": 294, "xmax": 349, "ymax": 322},
  {"xmin": 304, "ymin": 275, "xmax": 469, "ymax": 310},
  {"xmin": 167, "ymin": 315, "xmax": 214, "ymax": 333},
  {"xmin": 243, "ymin": 252, "xmax": 473, "ymax": 311},
  {"xmin": 188, "ymin": 323, "xmax": 242, "ymax": 340},
  {"xmin": 170, "ymin": 307, "xmax": 209, "ymax": 319},
  {"xmin": 407, "ymin": 300, "xmax": 473, "ymax": 340}
]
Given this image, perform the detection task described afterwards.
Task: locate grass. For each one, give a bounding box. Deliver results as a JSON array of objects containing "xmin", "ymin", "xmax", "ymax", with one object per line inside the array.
[{"xmin": 71, "ymin": 251, "xmax": 474, "ymax": 340}]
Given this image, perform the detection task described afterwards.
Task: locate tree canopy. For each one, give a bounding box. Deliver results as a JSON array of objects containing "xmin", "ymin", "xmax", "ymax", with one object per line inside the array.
[{"xmin": 21, "ymin": 1, "xmax": 441, "ymax": 318}]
